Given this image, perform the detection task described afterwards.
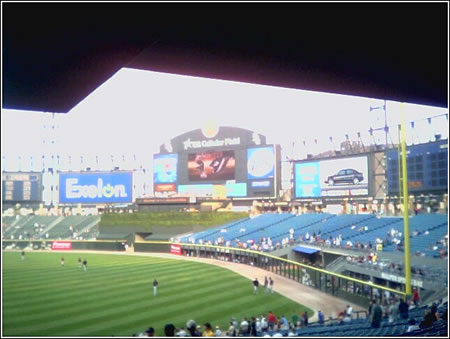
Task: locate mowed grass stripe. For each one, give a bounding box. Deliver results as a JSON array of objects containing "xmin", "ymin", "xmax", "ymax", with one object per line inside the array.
[
  {"xmin": 64, "ymin": 287, "xmax": 270, "ymax": 336},
  {"xmin": 3, "ymin": 259, "xmax": 224, "ymax": 302},
  {"xmin": 3, "ymin": 261, "xmax": 220, "ymax": 305},
  {"xmin": 5, "ymin": 275, "xmax": 249, "ymax": 335},
  {"xmin": 34, "ymin": 281, "xmax": 253, "ymax": 336},
  {"xmin": 3, "ymin": 259, "xmax": 197, "ymax": 287},
  {"xmin": 3, "ymin": 264, "xmax": 237, "ymax": 313},
  {"xmin": 3, "ymin": 252, "xmax": 312, "ymax": 337},
  {"xmin": 4, "ymin": 270, "xmax": 240, "ymax": 324}
]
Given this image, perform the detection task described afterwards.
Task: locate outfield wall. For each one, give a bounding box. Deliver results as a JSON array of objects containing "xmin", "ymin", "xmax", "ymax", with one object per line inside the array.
[{"xmin": 3, "ymin": 239, "xmax": 406, "ymax": 308}]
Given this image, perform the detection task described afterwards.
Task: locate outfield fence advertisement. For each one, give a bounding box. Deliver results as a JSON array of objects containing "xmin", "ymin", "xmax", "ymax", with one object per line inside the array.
[
  {"xmin": 170, "ymin": 244, "xmax": 182, "ymax": 255},
  {"xmin": 59, "ymin": 172, "xmax": 133, "ymax": 204},
  {"xmin": 52, "ymin": 241, "xmax": 72, "ymax": 250},
  {"xmin": 294, "ymin": 155, "xmax": 369, "ymax": 198}
]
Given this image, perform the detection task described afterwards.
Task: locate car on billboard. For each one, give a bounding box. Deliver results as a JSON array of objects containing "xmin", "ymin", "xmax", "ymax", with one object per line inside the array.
[{"xmin": 325, "ymin": 169, "xmax": 364, "ymax": 186}]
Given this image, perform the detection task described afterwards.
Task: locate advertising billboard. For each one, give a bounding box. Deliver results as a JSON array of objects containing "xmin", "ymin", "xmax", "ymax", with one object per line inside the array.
[
  {"xmin": 247, "ymin": 146, "xmax": 274, "ymax": 179},
  {"xmin": 294, "ymin": 155, "xmax": 369, "ymax": 198},
  {"xmin": 52, "ymin": 241, "xmax": 72, "ymax": 250},
  {"xmin": 170, "ymin": 244, "xmax": 182, "ymax": 255},
  {"xmin": 188, "ymin": 150, "xmax": 235, "ymax": 181},
  {"xmin": 59, "ymin": 172, "xmax": 133, "ymax": 204},
  {"xmin": 386, "ymin": 140, "xmax": 448, "ymax": 194},
  {"xmin": 153, "ymin": 154, "xmax": 178, "ymax": 184},
  {"xmin": 154, "ymin": 126, "xmax": 281, "ymax": 199},
  {"xmin": 2, "ymin": 172, "xmax": 43, "ymax": 202}
]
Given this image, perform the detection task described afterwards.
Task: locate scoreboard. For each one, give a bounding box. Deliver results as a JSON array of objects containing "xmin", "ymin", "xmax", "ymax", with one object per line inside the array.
[{"xmin": 2, "ymin": 172, "xmax": 43, "ymax": 202}]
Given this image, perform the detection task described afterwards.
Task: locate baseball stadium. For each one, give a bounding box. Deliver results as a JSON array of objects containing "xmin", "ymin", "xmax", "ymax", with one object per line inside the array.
[{"xmin": 2, "ymin": 5, "xmax": 448, "ymax": 338}]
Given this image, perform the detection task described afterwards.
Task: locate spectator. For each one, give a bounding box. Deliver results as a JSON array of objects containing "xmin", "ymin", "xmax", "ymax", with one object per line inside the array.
[
  {"xmin": 214, "ymin": 326, "xmax": 222, "ymax": 337},
  {"xmin": 202, "ymin": 323, "xmax": 215, "ymax": 337},
  {"xmin": 267, "ymin": 311, "xmax": 277, "ymax": 330},
  {"xmin": 370, "ymin": 300, "xmax": 383, "ymax": 328},
  {"xmin": 280, "ymin": 315, "xmax": 289, "ymax": 331},
  {"xmin": 301, "ymin": 311, "xmax": 308, "ymax": 327},
  {"xmin": 412, "ymin": 288, "xmax": 420, "ymax": 307},
  {"xmin": 291, "ymin": 313, "xmax": 299, "ymax": 328},
  {"xmin": 165, "ymin": 324, "xmax": 176, "ymax": 337},
  {"xmin": 226, "ymin": 322, "xmax": 236, "ymax": 336},
  {"xmin": 176, "ymin": 327, "xmax": 186, "ymax": 336},
  {"xmin": 255, "ymin": 318, "xmax": 262, "ymax": 334},
  {"xmin": 367, "ymin": 300, "xmax": 374, "ymax": 318},
  {"xmin": 186, "ymin": 320, "xmax": 201, "ymax": 337},
  {"xmin": 420, "ymin": 305, "xmax": 440, "ymax": 328},
  {"xmin": 388, "ymin": 299, "xmax": 399, "ymax": 323},
  {"xmin": 143, "ymin": 327, "xmax": 154, "ymax": 337},
  {"xmin": 398, "ymin": 299, "xmax": 409, "ymax": 319},
  {"xmin": 318, "ymin": 310, "xmax": 325, "ymax": 324},
  {"xmin": 249, "ymin": 317, "xmax": 257, "ymax": 336},
  {"xmin": 407, "ymin": 319, "xmax": 420, "ymax": 332},
  {"xmin": 345, "ymin": 305, "xmax": 353, "ymax": 318},
  {"xmin": 239, "ymin": 317, "xmax": 249, "ymax": 335}
]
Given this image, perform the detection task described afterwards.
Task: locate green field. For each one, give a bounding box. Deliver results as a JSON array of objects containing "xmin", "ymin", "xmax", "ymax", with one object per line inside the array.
[{"xmin": 2, "ymin": 252, "xmax": 312, "ymax": 337}]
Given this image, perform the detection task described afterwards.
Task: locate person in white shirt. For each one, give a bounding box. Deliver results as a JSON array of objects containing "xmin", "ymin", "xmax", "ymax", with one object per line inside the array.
[
  {"xmin": 346, "ymin": 305, "xmax": 353, "ymax": 318},
  {"xmin": 255, "ymin": 318, "xmax": 262, "ymax": 333},
  {"xmin": 260, "ymin": 316, "xmax": 268, "ymax": 332},
  {"xmin": 215, "ymin": 326, "xmax": 222, "ymax": 337},
  {"xmin": 239, "ymin": 318, "xmax": 249, "ymax": 335}
]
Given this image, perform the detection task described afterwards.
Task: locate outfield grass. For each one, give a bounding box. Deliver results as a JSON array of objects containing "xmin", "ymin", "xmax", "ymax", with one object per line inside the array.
[{"xmin": 2, "ymin": 252, "xmax": 312, "ymax": 337}]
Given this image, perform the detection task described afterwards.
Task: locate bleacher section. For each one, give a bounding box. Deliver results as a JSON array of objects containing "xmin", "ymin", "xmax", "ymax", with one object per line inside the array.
[
  {"xmin": 4, "ymin": 215, "xmax": 59, "ymax": 239},
  {"xmin": 267, "ymin": 302, "xmax": 447, "ymax": 337},
  {"xmin": 80, "ymin": 224, "xmax": 99, "ymax": 240},
  {"xmin": 182, "ymin": 213, "xmax": 448, "ymax": 258},
  {"xmin": 46, "ymin": 216, "xmax": 92, "ymax": 239},
  {"xmin": 242, "ymin": 213, "xmax": 331, "ymax": 245},
  {"xmin": 180, "ymin": 213, "xmax": 295, "ymax": 244},
  {"xmin": 2, "ymin": 215, "xmax": 101, "ymax": 240}
]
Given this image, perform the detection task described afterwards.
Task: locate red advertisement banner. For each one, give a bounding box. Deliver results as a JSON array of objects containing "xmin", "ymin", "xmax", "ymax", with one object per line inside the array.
[
  {"xmin": 52, "ymin": 241, "xmax": 72, "ymax": 250},
  {"xmin": 170, "ymin": 244, "xmax": 182, "ymax": 255}
]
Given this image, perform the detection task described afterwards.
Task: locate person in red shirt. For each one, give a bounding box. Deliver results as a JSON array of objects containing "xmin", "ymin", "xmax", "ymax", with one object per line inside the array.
[
  {"xmin": 413, "ymin": 288, "xmax": 420, "ymax": 307},
  {"xmin": 267, "ymin": 311, "xmax": 277, "ymax": 330}
]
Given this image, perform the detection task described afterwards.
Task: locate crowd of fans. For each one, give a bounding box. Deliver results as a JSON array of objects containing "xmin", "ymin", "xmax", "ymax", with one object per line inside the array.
[
  {"xmin": 132, "ymin": 299, "xmax": 447, "ymax": 337},
  {"xmin": 133, "ymin": 309, "xmax": 316, "ymax": 337}
]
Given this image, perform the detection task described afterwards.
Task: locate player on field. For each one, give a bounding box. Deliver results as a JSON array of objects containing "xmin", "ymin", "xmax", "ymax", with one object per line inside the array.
[
  {"xmin": 153, "ymin": 279, "xmax": 158, "ymax": 296},
  {"xmin": 264, "ymin": 276, "xmax": 269, "ymax": 293},
  {"xmin": 21, "ymin": 251, "xmax": 25, "ymax": 260},
  {"xmin": 78, "ymin": 257, "xmax": 82, "ymax": 267},
  {"xmin": 253, "ymin": 278, "xmax": 259, "ymax": 294},
  {"xmin": 60, "ymin": 257, "xmax": 65, "ymax": 267},
  {"xmin": 82, "ymin": 259, "xmax": 88, "ymax": 271},
  {"xmin": 269, "ymin": 277, "xmax": 274, "ymax": 293}
]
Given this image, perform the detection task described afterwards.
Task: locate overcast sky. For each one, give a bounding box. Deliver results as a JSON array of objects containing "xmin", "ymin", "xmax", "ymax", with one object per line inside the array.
[{"xmin": 2, "ymin": 67, "xmax": 448, "ymax": 173}]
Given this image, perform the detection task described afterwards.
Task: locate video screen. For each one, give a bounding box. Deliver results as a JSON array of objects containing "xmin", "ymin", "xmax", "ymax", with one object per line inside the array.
[
  {"xmin": 247, "ymin": 146, "xmax": 274, "ymax": 179},
  {"xmin": 153, "ymin": 154, "xmax": 178, "ymax": 184},
  {"xmin": 188, "ymin": 150, "xmax": 235, "ymax": 181},
  {"xmin": 295, "ymin": 155, "xmax": 369, "ymax": 198}
]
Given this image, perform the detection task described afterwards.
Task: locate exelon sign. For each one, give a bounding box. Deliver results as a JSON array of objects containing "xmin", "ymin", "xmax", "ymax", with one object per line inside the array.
[{"xmin": 59, "ymin": 172, "xmax": 132, "ymax": 204}]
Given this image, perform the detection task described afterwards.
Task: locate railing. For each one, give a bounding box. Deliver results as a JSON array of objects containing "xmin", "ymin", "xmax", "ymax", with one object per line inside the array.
[{"xmin": 169, "ymin": 242, "xmax": 407, "ymax": 308}]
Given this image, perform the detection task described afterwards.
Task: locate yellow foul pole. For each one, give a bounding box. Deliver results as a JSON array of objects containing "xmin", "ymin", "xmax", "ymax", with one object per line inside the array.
[{"xmin": 400, "ymin": 103, "xmax": 412, "ymax": 297}]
